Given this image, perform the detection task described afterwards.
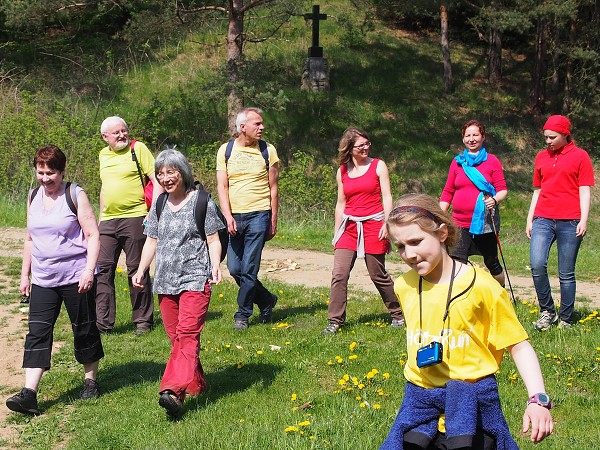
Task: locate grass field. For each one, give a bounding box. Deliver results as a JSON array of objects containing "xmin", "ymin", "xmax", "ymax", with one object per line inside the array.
[{"xmin": 1, "ymin": 263, "xmax": 598, "ymax": 449}]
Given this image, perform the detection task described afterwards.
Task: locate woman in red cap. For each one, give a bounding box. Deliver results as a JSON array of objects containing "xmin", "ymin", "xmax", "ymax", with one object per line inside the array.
[{"xmin": 526, "ymin": 115, "xmax": 594, "ymax": 330}]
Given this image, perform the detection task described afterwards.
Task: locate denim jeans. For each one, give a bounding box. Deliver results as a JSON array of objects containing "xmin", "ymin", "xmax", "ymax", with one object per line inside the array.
[
  {"xmin": 227, "ymin": 210, "xmax": 274, "ymax": 321},
  {"xmin": 530, "ymin": 217, "xmax": 583, "ymax": 323}
]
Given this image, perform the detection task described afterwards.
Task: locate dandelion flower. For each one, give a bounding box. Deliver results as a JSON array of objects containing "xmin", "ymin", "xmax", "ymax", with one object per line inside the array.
[
  {"xmin": 285, "ymin": 426, "xmax": 299, "ymax": 433},
  {"xmin": 299, "ymin": 421, "xmax": 310, "ymax": 427},
  {"xmin": 291, "ymin": 393, "xmax": 298, "ymax": 401},
  {"xmin": 373, "ymin": 403, "xmax": 381, "ymax": 409},
  {"xmin": 349, "ymin": 355, "xmax": 358, "ymax": 360}
]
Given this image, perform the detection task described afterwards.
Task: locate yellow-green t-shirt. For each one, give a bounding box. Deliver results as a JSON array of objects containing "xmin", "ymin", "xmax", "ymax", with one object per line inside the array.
[
  {"xmin": 216, "ymin": 140, "xmax": 279, "ymax": 214},
  {"xmin": 99, "ymin": 141, "xmax": 155, "ymax": 220},
  {"xmin": 395, "ymin": 266, "xmax": 528, "ymax": 389}
]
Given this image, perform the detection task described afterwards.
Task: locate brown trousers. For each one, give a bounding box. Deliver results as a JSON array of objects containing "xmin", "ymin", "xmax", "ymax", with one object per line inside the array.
[
  {"xmin": 328, "ymin": 248, "xmax": 403, "ymax": 325},
  {"xmin": 96, "ymin": 217, "xmax": 154, "ymax": 332}
]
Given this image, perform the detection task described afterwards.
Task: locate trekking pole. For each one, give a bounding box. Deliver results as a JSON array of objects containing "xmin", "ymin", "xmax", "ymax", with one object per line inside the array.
[{"xmin": 488, "ymin": 203, "xmax": 516, "ymax": 303}]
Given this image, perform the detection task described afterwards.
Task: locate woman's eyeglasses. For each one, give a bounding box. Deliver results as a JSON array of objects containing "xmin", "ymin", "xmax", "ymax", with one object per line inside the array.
[{"xmin": 353, "ymin": 141, "xmax": 371, "ymax": 150}]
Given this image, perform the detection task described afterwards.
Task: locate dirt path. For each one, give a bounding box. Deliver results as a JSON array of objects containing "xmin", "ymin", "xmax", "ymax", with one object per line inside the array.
[{"xmin": 1, "ymin": 227, "xmax": 599, "ymax": 445}]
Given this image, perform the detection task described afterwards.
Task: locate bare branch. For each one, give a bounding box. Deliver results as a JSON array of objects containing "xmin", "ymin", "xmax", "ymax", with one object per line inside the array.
[
  {"xmin": 54, "ymin": 2, "xmax": 102, "ymax": 13},
  {"xmin": 240, "ymin": 0, "xmax": 276, "ymax": 14},
  {"xmin": 245, "ymin": 19, "xmax": 287, "ymax": 43},
  {"xmin": 176, "ymin": 5, "xmax": 228, "ymax": 15},
  {"xmin": 39, "ymin": 51, "xmax": 91, "ymax": 73}
]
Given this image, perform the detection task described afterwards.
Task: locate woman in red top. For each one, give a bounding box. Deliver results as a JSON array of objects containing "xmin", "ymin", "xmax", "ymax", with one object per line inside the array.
[
  {"xmin": 322, "ymin": 128, "xmax": 404, "ymax": 334},
  {"xmin": 527, "ymin": 115, "xmax": 594, "ymax": 330},
  {"xmin": 440, "ymin": 120, "xmax": 508, "ymax": 287}
]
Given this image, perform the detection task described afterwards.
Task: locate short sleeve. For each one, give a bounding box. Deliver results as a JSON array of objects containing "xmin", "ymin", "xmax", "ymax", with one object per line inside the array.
[
  {"xmin": 135, "ymin": 141, "xmax": 155, "ymax": 177},
  {"xmin": 216, "ymin": 143, "xmax": 228, "ymax": 171},
  {"xmin": 204, "ymin": 197, "xmax": 226, "ymax": 236}
]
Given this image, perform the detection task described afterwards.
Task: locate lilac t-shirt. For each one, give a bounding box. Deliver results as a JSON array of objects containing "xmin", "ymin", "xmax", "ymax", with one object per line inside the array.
[{"xmin": 28, "ymin": 185, "xmax": 88, "ymax": 287}]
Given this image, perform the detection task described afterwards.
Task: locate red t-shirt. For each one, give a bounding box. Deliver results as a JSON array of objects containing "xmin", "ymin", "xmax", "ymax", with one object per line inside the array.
[
  {"xmin": 533, "ymin": 142, "xmax": 595, "ymax": 219},
  {"xmin": 440, "ymin": 154, "xmax": 507, "ymax": 228},
  {"xmin": 335, "ymin": 159, "xmax": 389, "ymax": 254}
]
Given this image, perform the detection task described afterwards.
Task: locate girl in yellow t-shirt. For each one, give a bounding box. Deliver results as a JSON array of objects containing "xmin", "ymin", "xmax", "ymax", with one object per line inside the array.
[{"xmin": 380, "ymin": 194, "xmax": 553, "ymax": 450}]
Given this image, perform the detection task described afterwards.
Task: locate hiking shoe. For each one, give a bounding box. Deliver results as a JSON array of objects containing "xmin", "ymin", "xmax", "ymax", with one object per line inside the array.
[
  {"xmin": 534, "ymin": 311, "xmax": 558, "ymax": 331},
  {"xmin": 134, "ymin": 326, "xmax": 151, "ymax": 337},
  {"xmin": 321, "ymin": 322, "xmax": 341, "ymax": 335},
  {"xmin": 159, "ymin": 390, "xmax": 182, "ymax": 419},
  {"xmin": 80, "ymin": 379, "xmax": 100, "ymax": 400},
  {"xmin": 558, "ymin": 320, "xmax": 572, "ymax": 329},
  {"xmin": 6, "ymin": 388, "xmax": 40, "ymax": 415},
  {"xmin": 391, "ymin": 318, "xmax": 406, "ymax": 328},
  {"xmin": 260, "ymin": 294, "xmax": 278, "ymax": 324},
  {"xmin": 233, "ymin": 320, "xmax": 249, "ymax": 331}
]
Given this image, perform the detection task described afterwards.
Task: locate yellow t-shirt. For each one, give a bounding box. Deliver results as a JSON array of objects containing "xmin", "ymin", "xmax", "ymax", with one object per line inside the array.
[
  {"xmin": 395, "ymin": 266, "xmax": 528, "ymax": 389},
  {"xmin": 216, "ymin": 140, "xmax": 279, "ymax": 214},
  {"xmin": 99, "ymin": 141, "xmax": 155, "ymax": 220}
]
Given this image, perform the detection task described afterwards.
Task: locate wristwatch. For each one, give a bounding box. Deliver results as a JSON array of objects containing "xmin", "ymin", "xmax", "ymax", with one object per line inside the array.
[{"xmin": 527, "ymin": 392, "xmax": 553, "ymax": 409}]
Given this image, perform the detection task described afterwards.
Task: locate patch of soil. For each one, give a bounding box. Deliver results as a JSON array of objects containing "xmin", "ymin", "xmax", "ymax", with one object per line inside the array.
[{"xmin": 0, "ymin": 227, "xmax": 598, "ymax": 446}]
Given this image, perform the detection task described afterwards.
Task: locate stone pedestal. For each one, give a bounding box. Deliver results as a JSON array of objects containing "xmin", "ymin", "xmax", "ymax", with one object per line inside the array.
[{"xmin": 301, "ymin": 57, "xmax": 330, "ymax": 92}]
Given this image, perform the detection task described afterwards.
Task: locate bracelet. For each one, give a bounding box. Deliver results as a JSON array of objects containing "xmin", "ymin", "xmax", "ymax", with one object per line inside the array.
[{"xmin": 491, "ymin": 197, "xmax": 497, "ymax": 206}]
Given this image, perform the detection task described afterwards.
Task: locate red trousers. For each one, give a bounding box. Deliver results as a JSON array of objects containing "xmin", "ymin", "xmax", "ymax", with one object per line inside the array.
[{"xmin": 158, "ymin": 285, "xmax": 211, "ymax": 400}]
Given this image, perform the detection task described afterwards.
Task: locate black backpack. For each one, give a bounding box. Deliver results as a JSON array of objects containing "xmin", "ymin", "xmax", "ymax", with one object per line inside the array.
[
  {"xmin": 225, "ymin": 139, "xmax": 269, "ymax": 171},
  {"xmin": 155, "ymin": 183, "xmax": 228, "ymax": 262},
  {"xmin": 29, "ymin": 181, "xmax": 78, "ymax": 214}
]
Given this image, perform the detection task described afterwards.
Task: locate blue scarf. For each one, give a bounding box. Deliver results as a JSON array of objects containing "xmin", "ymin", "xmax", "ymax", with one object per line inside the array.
[{"xmin": 454, "ymin": 148, "xmax": 496, "ymax": 235}]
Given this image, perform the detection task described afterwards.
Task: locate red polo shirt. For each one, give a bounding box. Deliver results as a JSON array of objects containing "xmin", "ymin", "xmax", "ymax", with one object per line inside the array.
[{"xmin": 533, "ymin": 142, "xmax": 594, "ymax": 219}]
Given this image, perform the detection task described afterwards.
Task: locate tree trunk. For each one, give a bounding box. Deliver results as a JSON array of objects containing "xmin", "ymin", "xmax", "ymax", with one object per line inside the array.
[
  {"xmin": 529, "ymin": 18, "xmax": 547, "ymax": 114},
  {"xmin": 227, "ymin": 0, "xmax": 244, "ymax": 137},
  {"xmin": 440, "ymin": 3, "xmax": 453, "ymax": 94},
  {"xmin": 487, "ymin": 27, "xmax": 502, "ymax": 85},
  {"xmin": 551, "ymin": 24, "xmax": 560, "ymax": 96},
  {"xmin": 562, "ymin": 17, "xmax": 576, "ymax": 114}
]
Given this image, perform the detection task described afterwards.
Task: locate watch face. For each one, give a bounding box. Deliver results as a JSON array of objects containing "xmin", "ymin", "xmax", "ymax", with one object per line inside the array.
[{"xmin": 537, "ymin": 393, "xmax": 550, "ymax": 405}]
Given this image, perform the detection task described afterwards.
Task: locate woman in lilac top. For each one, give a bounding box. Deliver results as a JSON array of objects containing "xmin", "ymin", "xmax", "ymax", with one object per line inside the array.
[
  {"xmin": 5, "ymin": 145, "xmax": 104, "ymax": 416},
  {"xmin": 440, "ymin": 120, "xmax": 508, "ymax": 287}
]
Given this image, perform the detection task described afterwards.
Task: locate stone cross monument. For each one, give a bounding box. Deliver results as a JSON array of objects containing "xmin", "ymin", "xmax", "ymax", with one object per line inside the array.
[{"xmin": 301, "ymin": 5, "xmax": 330, "ymax": 92}]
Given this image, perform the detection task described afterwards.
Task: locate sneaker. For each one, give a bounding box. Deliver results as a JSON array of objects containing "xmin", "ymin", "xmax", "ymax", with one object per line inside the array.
[
  {"xmin": 534, "ymin": 311, "xmax": 558, "ymax": 331},
  {"xmin": 159, "ymin": 390, "xmax": 183, "ymax": 419},
  {"xmin": 321, "ymin": 322, "xmax": 341, "ymax": 335},
  {"xmin": 233, "ymin": 320, "xmax": 249, "ymax": 331},
  {"xmin": 260, "ymin": 294, "xmax": 278, "ymax": 324},
  {"xmin": 558, "ymin": 320, "xmax": 572, "ymax": 329},
  {"xmin": 6, "ymin": 388, "xmax": 40, "ymax": 415},
  {"xmin": 391, "ymin": 318, "xmax": 406, "ymax": 328},
  {"xmin": 80, "ymin": 378, "xmax": 100, "ymax": 400}
]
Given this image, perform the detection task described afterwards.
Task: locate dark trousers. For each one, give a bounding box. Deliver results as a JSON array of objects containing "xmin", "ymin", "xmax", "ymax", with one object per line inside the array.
[
  {"xmin": 24, "ymin": 282, "xmax": 104, "ymax": 370},
  {"xmin": 227, "ymin": 210, "xmax": 274, "ymax": 322},
  {"xmin": 328, "ymin": 248, "xmax": 403, "ymax": 325},
  {"xmin": 96, "ymin": 217, "xmax": 154, "ymax": 332}
]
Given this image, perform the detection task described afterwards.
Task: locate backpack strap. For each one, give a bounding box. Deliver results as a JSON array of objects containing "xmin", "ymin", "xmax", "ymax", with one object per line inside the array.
[
  {"xmin": 225, "ymin": 139, "xmax": 270, "ymax": 172},
  {"xmin": 64, "ymin": 181, "xmax": 78, "ymax": 215},
  {"xmin": 130, "ymin": 140, "xmax": 146, "ymax": 189},
  {"xmin": 29, "ymin": 183, "xmax": 77, "ymax": 215},
  {"xmin": 258, "ymin": 139, "xmax": 270, "ymax": 171},
  {"xmin": 155, "ymin": 192, "xmax": 168, "ymax": 221},
  {"xmin": 28, "ymin": 187, "xmax": 40, "ymax": 206},
  {"xmin": 194, "ymin": 190, "xmax": 209, "ymax": 241}
]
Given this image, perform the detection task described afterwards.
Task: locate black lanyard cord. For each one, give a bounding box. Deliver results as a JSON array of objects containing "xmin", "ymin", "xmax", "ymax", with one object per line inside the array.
[{"xmin": 418, "ymin": 260, "xmax": 477, "ymax": 344}]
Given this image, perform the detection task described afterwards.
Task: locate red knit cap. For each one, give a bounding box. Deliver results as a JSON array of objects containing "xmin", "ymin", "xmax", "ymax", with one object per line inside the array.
[{"xmin": 543, "ymin": 115, "xmax": 571, "ymax": 135}]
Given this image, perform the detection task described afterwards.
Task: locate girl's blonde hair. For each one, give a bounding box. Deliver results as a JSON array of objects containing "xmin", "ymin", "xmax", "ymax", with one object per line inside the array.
[{"xmin": 387, "ymin": 194, "xmax": 459, "ymax": 249}]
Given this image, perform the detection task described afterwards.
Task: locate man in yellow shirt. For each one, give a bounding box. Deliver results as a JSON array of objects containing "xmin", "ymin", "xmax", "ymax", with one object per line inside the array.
[
  {"xmin": 96, "ymin": 116, "xmax": 162, "ymax": 335},
  {"xmin": 216, "ymin": 107, "xmax": 280, "ymax": 330}
]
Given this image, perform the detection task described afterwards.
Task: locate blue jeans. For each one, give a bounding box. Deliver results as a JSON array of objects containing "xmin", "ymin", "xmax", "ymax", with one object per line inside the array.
[
  {"xmin": 227, "ymin": 210, "xmax": 274, "ymax": 322},
  {"xmin": 530, "ymin": 217, "xmax": 583, "ymax": 323}
]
